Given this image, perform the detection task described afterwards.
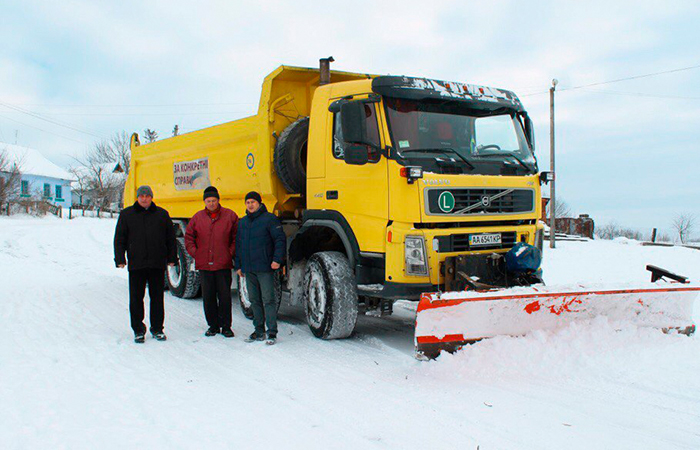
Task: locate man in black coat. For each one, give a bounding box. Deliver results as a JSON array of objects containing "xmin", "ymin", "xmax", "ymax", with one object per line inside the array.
[
  {"xmin": 114, "ymin": 185, "xmax": 177, "ymax": 343},
  {"xmin": 235, "ymin": 191, "xmax": 286, "ymax": 344}
]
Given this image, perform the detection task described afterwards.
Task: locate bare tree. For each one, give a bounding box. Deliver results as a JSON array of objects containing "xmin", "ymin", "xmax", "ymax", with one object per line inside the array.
[
  {"xmin": 595, "ymin": 222, "xmax": 643, "ymax": 240},
  {"xmin": 144, "ymin": 129, "xmax": 158, "ymax": 143},
  {"xmin": 71, "ymin": 138, "xmax": 128, "ymax": 211},
  {"xmin": 0, "ymin": 148, "xmax": 22, "ymax": 204},
  {"xmin": 91, "ymin": 131, "xmax": 131, "ymax": 174},
  {"xmin": 596, "ymin": 222, "xmax": 620, "ymax": 240},
  {"xmin": 68, "ymin": 165, "xmax": 90, "ymax": 206},
  {"xmin": 546, "ymin": 197, "xmax": 572, "ymax": 218},
  {"xmin": 672, "ymin": 213, "xmax": 696, "ymax": 244}
]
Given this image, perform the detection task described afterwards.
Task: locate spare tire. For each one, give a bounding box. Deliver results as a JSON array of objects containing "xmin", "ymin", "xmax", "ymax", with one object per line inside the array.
[{"xmin": 274, "ymin": 117, "xmax": 309, "ymax": 194}]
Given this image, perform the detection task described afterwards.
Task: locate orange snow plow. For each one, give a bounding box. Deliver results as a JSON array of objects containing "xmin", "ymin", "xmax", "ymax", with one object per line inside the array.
[{"xmin": 415, "ymin": 266, "xmax": 700, "ymax": 359}]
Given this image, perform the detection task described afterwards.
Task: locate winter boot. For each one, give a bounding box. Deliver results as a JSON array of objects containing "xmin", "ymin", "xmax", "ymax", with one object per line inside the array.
[
  {"xmin": 221, "ymin": 328, "xmax": 234, "ymax": 338},
  {"xmin": 151, "ymin": 331, "xmax": 167, "ymax": 341},
  {"xmin": 205, "ymin": 327, "xmax": 219, "ymax": 337},
  {"xmin": 245, "ymin": 332, "xmax": 266, "ymax": 343},
  {"xmin": 265, "ymin": 334, "xmax": 277, "ymax": 346},
  {"xmin": 134, "ymin": 333, "xmax": 146, "ymax": 344}
]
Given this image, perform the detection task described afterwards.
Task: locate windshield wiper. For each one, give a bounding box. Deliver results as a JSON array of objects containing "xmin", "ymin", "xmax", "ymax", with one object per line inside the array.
[
  {"xmin": 474, "ymin": 152, "xmax": 536, "ymax": 173},
  {"xmin": 401, "ymin": 148, "xmax": 475, "ymax": 171}
]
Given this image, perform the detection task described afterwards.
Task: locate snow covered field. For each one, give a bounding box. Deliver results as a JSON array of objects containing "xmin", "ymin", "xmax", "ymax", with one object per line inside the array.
[{"xmin": 1, "ymin": 216, "xmax": 699, "ymax": 450}]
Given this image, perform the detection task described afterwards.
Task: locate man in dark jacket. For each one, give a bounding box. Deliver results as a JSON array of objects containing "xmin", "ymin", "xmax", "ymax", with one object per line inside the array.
[
  {"xmin": 235, "ymin": 191, "xmax": 286, "ymax": 345},
  {"xmin": 185, "ymin": 186, "xmax": 239, "ymax": 338},
  {"xmin": 114, "ymin": 185, "xmax": 177, "ymax": 343}
]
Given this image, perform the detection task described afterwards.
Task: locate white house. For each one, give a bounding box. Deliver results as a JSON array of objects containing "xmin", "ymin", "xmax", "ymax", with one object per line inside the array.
[
  {"xmin": 1, "ymin": 143, "xmax": 76, "ymax": 208},
  {"xmin": 71, "ymin": 161, "xmax": 127, "ymax": 209}
]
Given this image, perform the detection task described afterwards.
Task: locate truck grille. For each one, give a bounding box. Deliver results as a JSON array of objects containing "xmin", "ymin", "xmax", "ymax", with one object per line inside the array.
[
  {"xmin": 435, "ymin": 232, "xmax": 517, "ymax": 253},
  {"xmin": 426, "ymin": 188, "xmax": 534, "ymax": 216}
]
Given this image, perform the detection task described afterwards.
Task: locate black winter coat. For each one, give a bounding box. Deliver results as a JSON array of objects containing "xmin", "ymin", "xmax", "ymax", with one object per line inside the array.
[
  {"xmin": 234, "ymin": 204, "xmax": 286, "ymax": 273},
  {"xmin": 114, "ymin": 201, "xmax": 177, "ymax": 271}
]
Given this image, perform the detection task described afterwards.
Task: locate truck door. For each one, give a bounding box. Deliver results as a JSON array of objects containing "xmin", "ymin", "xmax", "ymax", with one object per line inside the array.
[{"xmin": 322, "ymin": 98, "xmax": 389, "ymax": 253}]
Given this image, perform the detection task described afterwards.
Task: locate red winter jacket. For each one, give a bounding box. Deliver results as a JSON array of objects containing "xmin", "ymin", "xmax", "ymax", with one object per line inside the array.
[{"xmin": 185, "ymin": 206, "xmax": 239, "ymax": 271}]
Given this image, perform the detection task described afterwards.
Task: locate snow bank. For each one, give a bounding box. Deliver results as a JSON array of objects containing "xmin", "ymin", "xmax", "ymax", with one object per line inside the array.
[{"xmin": 1, "ymin": 216, "xmax": 699, "ymax": 450}]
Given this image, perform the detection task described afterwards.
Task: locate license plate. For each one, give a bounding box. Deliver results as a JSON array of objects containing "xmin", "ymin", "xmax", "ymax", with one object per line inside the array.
[{"xmin": 469, "ymin": 233, "xmax": 502, "ymax": 247}]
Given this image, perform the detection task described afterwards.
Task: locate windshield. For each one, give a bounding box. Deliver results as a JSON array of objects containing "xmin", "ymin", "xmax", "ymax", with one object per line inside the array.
[{"xmin": 384, "ymin": 97, "xmax": 537, "ymax": 175}]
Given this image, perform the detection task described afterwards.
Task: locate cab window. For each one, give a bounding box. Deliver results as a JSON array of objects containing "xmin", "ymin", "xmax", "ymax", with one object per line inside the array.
[{"xmin": 332, "ymin": 103, "xmax": 381, "ymax": 163}]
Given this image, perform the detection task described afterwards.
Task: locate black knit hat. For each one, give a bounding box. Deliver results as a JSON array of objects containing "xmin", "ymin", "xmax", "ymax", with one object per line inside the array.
[
  {"xmin": 245, "ymin": 191, "xmax": 262, "ymax": 204},
  {"xmin": 203, "ymin": 186, "xmax": 219, "ymax": 200}
]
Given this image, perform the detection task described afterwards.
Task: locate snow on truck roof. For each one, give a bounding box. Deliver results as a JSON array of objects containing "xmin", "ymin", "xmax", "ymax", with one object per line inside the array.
[
  {"xmin": 372, "ymin": 76, "xmax": 524, "ymax": 112},
  {"xmin": 0, "ymin": 142, "xmax": 75, "ymax": 181}
]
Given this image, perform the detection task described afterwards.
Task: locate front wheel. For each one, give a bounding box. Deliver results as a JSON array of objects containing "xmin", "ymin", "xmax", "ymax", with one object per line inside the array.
[
  {"xmin": 237, "ymin": 271, "xmax": 283, "ymax": 320},
  {"xmin": 236, "ymin": 272, "xmax": 254, "ymax": 319},
  {"xmin": 303, "ymin": 252, "xmax": 358, "ymax": 339}
]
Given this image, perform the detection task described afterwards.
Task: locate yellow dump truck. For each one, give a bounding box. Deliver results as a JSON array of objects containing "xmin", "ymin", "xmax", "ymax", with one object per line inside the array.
[{"xmin": 125, "ymin": 60, "xmax": 549, "ymax": 340}]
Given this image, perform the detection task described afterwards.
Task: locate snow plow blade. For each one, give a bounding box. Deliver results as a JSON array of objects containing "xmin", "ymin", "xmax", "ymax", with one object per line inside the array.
[{"xmin": 415, "ymin": 283, "xmax": 700, "ymax": 359}]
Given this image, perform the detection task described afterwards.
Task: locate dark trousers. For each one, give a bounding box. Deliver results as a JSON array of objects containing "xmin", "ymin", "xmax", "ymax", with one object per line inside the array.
[
  {"xmin": 128, "ymin": 268, "xmax": 165, "ymax": 334},
  {"xmin": 245, "ymin": 271, "xmax": 278, "ymax": 335},
  {"xmin": 200, "ymin": 269, "xmax": 233, "ymax": 330}
]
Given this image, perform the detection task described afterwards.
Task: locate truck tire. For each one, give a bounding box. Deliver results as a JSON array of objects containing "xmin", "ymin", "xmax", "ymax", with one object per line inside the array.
[
  {"xmin": 303, "ymin": 252, "xmax": 359, "ymax": 339},
  {"xmin": 274, "ymin": 117, "xmax": 309, "ymax": 194},
  {"xmin": 167, "ymin": 238, "xmax": 200, "ymax": 299},
  {"xmin": 237, "ymin": 271, "xmax": 283, "ymax": 320}
]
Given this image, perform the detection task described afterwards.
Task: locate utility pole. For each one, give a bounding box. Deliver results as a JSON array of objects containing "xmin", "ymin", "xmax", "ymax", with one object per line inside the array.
[{"xmin": 549, "ymin": 79, "xmax": 558, "ymax": 249}]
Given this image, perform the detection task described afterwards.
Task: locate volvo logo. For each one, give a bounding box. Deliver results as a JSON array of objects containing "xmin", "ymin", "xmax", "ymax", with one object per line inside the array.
[{"xmin": 422, "ymin": 179, "xmax": 451, "ymax": 185}]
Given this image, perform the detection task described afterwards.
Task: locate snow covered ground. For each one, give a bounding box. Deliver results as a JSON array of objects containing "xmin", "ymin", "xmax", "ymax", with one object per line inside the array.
[{"xmin": 1, "ymin": 216, "xmax": 699, "ymax": 450}]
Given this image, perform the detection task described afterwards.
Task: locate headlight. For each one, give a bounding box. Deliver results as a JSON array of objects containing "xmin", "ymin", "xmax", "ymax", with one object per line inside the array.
[{"xmin": 405, "ymin": 236, "xmax": 428, "ymax": 276}]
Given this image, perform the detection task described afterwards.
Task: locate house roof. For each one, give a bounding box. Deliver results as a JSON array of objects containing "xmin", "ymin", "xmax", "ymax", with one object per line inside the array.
[
  {"xmin": 71, "ymin": 162, "xmax": 126, "ymax": 179},
  {"xmin": 1, "ymin": 143, "xmax": 76, "ymax": 181}
]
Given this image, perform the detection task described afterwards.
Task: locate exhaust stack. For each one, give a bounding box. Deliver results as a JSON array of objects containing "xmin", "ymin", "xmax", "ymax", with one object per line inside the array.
[{"xmin": 319, "ymin": 56, "xmax": 335, "ymax": 85}]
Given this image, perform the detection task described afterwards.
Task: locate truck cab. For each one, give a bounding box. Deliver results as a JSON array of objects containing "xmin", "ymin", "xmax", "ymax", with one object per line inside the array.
[{"xmin": 294, "ymin": 75, "xmax": 543, "ymax": 306}]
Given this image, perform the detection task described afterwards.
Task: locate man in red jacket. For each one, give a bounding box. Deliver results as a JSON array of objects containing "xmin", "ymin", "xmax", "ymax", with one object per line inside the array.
[{"xmin": 185, "ymin": 186, "xmax": 239, "ymax": 337}]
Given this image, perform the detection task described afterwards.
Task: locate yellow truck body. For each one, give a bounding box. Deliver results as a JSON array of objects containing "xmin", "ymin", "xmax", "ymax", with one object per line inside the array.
[
  {"xmin": 125, "ymin": 63, "xmax": 546, "ymax": 339},
  {"xmin": 125, "ymin": 66, "xmax": 372, "ymax": 218}
]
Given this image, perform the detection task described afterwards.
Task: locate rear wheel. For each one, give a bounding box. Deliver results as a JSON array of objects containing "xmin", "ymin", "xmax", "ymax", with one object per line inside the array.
[
  {"xmin": 303, "ymin": 252, "xmax": 358, "ymax": 339},
  {"xmin": 167, "ymin": 238, "xmax": 200, "ymax": 298}
]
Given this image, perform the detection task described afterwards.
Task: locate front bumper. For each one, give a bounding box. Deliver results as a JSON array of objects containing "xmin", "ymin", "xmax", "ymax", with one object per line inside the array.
[
  {"xmin": 358, "ymin": 281, "xmax": 436, "ymax": 301},
  {"xmin": 386, "ymin": 221, "xmax": 539, "ymax": 286}
]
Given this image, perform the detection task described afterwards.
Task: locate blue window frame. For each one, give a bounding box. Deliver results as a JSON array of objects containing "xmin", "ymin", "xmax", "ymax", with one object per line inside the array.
[
  {"xmin": 43, "ymin": 183, "xmax": 51, "ymax": 198},
  {"xmin": 21, "ymin": 180, "xmax": 29, "ymax": 196},
  {"xmin": 55, "ymin": 185, "xmax": 63, "ymax": 200}
]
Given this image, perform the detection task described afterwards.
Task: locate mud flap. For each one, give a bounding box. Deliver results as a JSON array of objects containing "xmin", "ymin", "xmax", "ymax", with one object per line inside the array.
[{"xmin": 415, "ymin": 283, "xmax": 700, "ymax": 359}]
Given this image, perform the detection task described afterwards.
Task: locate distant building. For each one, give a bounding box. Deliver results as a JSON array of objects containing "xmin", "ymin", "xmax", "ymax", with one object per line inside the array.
[
  {"xmin": 1, "ymin": 143, "xmax": 75, "ymax": 208},
  {"xmin": 71, "ymin": 161, "xmax": 127, "ymax": 209}
]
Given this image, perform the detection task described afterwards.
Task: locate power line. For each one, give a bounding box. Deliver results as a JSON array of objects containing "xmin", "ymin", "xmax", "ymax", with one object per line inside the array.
[
  {"xmin": 0, "ymin": 113, "xmax": 87, "ymax": 145},
  {"xmin": 9, "ymin": 102, "xmax": 257, "ymax": 108},
  {"xmin": 0, "ymin": 100, "xmax": 107, "ymax": 139},
  {"xmin": 560, "ymin": 64, "xmax": 700, "ymax": 92},
  {"xmin": 520, "ymin": 63, "xmax": 700, "ymax": 98},
  {"xmin": 0, "ymin": 110, "xmax": 252, "ymax": 117},
  {"xmin": 576, "ymin": 87, "xmax": 700, "ymax": 100}
]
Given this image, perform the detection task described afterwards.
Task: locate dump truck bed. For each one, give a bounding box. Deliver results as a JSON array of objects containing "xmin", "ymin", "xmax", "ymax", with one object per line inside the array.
[{"xmin": 124, "ymin": 65, "xmax": 373, "ymax": 219}]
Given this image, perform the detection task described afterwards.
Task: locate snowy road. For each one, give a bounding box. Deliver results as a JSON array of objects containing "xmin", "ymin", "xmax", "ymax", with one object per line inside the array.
[{"xmin": 1, "ymin": 216, "xmax": 700, "ymax": 449}]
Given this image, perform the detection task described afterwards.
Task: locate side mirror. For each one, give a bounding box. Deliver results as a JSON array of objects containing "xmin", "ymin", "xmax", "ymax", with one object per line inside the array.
[
  {"xmin": 340, "ymin": 101, "xmax": 369, "ymax": 145},
  {"xmin": 539, "ymin": 171, "xmax": 554, "ymax": 185},
  {"xmin": 523, "ymin": 113, "xmax": 535, "ymax": 151},
  {"xmin": 344, "ymin": 145, "xmax": 369, "ymax": 165}
]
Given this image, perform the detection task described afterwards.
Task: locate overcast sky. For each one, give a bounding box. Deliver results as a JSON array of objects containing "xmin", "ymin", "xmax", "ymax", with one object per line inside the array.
[{"xmin": 1, "ymin": 0, "xmax": 698, "ymax": 235}]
